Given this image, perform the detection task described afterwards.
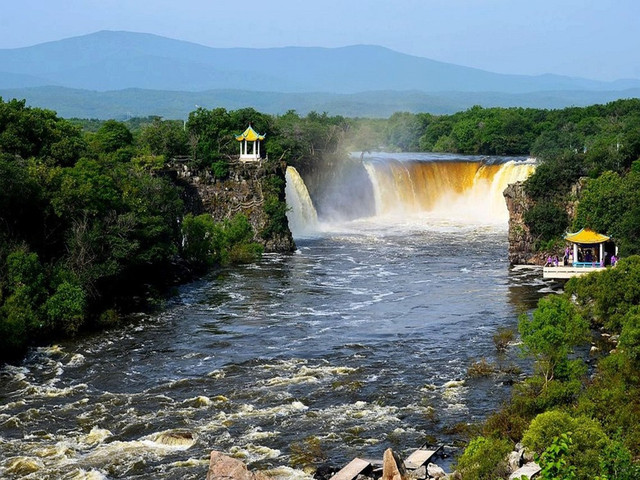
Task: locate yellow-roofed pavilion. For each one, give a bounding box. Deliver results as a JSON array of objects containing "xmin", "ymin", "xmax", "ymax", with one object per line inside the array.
[
  {"xmin": 565, "ymin": 228, "xmax": 610, "ymax": 266},
  {"xmin": 236, "ymin": 125, "xmax": 265, "ymax": 161},
  {"xmin": 543, "ymin": 228, "xmax": 617, "ymax": 279}
]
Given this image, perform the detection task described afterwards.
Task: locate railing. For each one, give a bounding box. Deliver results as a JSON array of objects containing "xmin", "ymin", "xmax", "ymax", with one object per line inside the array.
[{"xmin": 572, "ymin": 261, "xmax": 602, "ymax": 268}]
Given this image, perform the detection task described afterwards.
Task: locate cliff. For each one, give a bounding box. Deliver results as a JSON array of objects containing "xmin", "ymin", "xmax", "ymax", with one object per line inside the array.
[
  {"xmin": 170, "ymin": 159, "xmax": 295, "ymax": 253},
  {"xmin": 504, "ymin": 180, "xmax": 584, "ymax": 265},
  {"xmin": 503, "ymin": 181, "xmax": 540, "ymax": 265}
]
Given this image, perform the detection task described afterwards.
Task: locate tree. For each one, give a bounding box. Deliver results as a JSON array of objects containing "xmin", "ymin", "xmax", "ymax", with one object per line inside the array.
[
  {"xmin": 519, "ymin": 295, "xmax": 589, "ymax": 386},
  {"xmin": 94, "ymin": 120, "xmax": 134, "ymax": 153},
  {"xmin": 138, "ymin": 118, "xmax": 189, "ymax": 159}
]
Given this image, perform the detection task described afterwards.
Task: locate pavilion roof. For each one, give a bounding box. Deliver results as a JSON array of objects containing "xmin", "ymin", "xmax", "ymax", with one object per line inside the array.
[
  {"xmin": 235, "ymin": 125, "xmax": 265, "ymax": 142},
  {"xmin": 565, "ymin": 228, "xmax": 610, "ymax": 244}
]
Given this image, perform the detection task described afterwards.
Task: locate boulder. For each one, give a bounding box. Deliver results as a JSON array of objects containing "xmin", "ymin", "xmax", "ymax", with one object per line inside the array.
[
  {"xmin": 407, "ymin": 465, "xmax": 426, "ymax": 479},
  {"xmin": 508, "ymin": 462, "xmax": 541, "ymax": 480},
  {"xmin": 507, "ymin": 450, "xmax": 523, "ymax": 472},
  {"xmin": 382, "ymin": 448, "xmax": 407, "ymax": 480},
  {"xmin": 206, "ymin": 451, "xmax": 268, "ymax": 480},
  {"xmin": 427, "ymin": 462, "xmax": 447, "ymax": 479}
]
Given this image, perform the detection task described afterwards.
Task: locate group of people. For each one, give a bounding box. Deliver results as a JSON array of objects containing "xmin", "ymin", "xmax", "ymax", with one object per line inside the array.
[
  {"xmin": 545, "ymin": 246, "xmax": 618, "ymax": 267},
  {"xmin": 545, "ymin": 255, "xmax": 561, "ymax": 267}
]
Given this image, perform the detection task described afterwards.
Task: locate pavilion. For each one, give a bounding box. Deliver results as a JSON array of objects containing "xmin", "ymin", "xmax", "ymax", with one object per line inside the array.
[
  {"xmin": 565, "ymin": 228, "xmax": 613, "ymax": 267},
  {"xmin": 543, "ymin": 228, "xmax": 616, "ymax": 280},
  {"xmin": 235, "ymin": 125, "xmax": 265, "ymax": 161}
]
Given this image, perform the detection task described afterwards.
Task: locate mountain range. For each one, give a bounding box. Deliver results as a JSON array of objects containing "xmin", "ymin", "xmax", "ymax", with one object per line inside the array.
[{"xmin": 1, "ymin": 30, "xmax": 639, "ymax": 118}]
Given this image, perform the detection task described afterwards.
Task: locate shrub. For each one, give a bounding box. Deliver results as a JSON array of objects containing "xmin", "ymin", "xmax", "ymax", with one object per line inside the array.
[
  {"xmin": 493, "ymin": 327, "xmax": 515, "ymax": 352},
  {"xmin": 227, "ymin": 243, "xmax": 263, "ymax": 264},
  {"xmin": 522, "ymin": 410, "xmax": 610, "ymax": 479},
  {"xmin": 537, "ymin": 432, "xmax": 576, "ymax": 480},
  {"xmin": 597, "ymin": 439, "xmax": 638, "ymax": 480},
  {"xmin": 482, "ymin": 407, "xmax": 529, "ymax": 443},
  {"xmin": 211, "ymin": 160, "xmax": 229, "ymax": 179},
  {"xmin": 0, "ymin": 304, "xmax": 28, "ymax": 358},
  {"xmin": 455, "ymin": 436, "xmax": 512, "ymax": 480},
  {"xmin": 519, "ymin": 295, "xmax": 589, "ymax": 384},
  {"xmin": 181, "ymin": 213, "xmax": 222, "ymax": 266},
  {"xmin": 45, "ymin": 281, "xmax": 86, "ymax": 335},
  {"xmin": 467, "ymin": 358, "xmax": 496, "ymax": 377}
]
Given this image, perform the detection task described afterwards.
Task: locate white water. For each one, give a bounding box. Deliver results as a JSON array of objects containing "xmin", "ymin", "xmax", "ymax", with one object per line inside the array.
[
  {"xmin": 285, "ymin": 166, "xmax": 319, "ymax": 237},
  {"xmin": 363, "ymin": 156, "xmax": 536, "ymax": 224},
  {"xmin": 285, "ymin": 154, "xmax": 536, "ymax": 233}
]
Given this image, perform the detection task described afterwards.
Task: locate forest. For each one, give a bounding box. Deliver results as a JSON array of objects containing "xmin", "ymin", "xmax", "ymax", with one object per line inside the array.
[{"xmin": 2, "ymin": 96, "xmax": 640, "ymax": 478}]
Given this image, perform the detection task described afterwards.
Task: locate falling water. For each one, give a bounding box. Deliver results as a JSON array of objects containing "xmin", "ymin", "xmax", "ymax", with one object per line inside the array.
[
  {"xmin": 362, "ymin": 154, "xmax": 536, "ymax": 223},
  {"xmin": 285, "ymin": 166, "xmax": 319, "ymax": 237}
]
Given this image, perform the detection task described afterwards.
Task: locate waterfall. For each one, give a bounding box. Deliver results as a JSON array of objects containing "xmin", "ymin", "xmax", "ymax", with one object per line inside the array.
[
  {"xmin": 285, "ymin": 166, "xmax": 319, "ymax": 237},
  {"xmin": 364, "ymin": 158, "xmax": 536, "ymax": 223}
]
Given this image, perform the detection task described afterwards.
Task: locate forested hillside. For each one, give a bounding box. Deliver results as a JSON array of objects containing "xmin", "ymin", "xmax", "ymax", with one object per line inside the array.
[
  {"xmin": 0, "ymin": 99, "xmax": 350, "ymax": 361},
  {"xmin": 3, "ymin": 95, "xmax": 640, "ymax": 478}
]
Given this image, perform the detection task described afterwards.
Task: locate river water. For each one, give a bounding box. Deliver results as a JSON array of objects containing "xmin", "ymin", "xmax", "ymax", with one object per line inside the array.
[{"xmin": 0, "ymin": 155, "xmax": 552, "ymax": 479}]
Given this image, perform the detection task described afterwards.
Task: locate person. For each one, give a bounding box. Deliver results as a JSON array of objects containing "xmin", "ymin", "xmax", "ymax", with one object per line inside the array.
[
  {"xmin": 585, "ymin": 250, "xmax": 592, "ymax": 263},
  {"xmin": 545, "ymin": 256, "xmax": 553, "ymax": 267},
  {"xmin": 611, "ymin": 254, "xmax": 617, "ymax": 266},
  {"xmin": 563, "ymin": 247, "xmax": 570, "ymax": 266},
  {"xmin": 553, "ymin": 256, "xmax": 559, "ymax": 267}
]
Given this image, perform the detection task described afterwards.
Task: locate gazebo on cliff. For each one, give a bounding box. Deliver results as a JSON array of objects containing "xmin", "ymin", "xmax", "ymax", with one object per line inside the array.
[
  {"xmin": 235, "ymin": 124, "xmax": 265, "ymax": 162},
  {"xmin": 543, "ymin": 228, "xmax": 616, "ymax": 279}
]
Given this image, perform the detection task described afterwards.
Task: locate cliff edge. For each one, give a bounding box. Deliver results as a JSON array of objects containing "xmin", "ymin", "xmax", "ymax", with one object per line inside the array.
[
  {"xmin": 172, "ymin": 159, "xmax": 295, "ymax": 253},
  {"xmin": 504, "ymin": 181, "xmax": 544, "ymax": 265}
]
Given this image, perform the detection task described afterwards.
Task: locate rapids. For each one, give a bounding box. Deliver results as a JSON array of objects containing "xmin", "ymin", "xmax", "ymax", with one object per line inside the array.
[{"xmin": 0, "ymin": 153, "xmax": 551, "ymax": 480}]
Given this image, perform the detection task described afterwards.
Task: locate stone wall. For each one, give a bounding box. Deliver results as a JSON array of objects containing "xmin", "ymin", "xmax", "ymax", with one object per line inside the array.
[{"xmin": 171, "ymin": 159, "xmax": 295, "ymax": 253}]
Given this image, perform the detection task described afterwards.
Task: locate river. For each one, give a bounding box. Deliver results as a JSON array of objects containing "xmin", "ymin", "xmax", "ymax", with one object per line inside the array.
[{"xmin": 0, "ymin": 153, "xmax": 552, "ymax": 479}]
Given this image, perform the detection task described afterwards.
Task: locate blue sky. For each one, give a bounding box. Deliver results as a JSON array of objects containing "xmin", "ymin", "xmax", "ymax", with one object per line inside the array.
[{"xmin": 2, "ymin": 0, "xmax": 638, "ymax": 81}]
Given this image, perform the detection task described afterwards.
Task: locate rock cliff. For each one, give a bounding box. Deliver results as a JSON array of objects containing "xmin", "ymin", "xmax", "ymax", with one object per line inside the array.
[
  {"xmin": 171, "ymin": 159, "xmax": 295, "ymax": 253},
  {"xmin": 503, "ymin": 179, "xmax": 584, "ymax": 265},
  {"xmin": 503, "ymin": 181, "xmax": 541, "ymax": 265}
]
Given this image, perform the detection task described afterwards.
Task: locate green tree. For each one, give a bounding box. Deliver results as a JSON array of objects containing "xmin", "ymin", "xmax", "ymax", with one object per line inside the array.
[
  {"xmin": 519, "ymin": 295, "xmax": 589, "ymax": 385},
  {"xmin": 94, "ymin": 120, "xmax": 134, "ymax": 153}
]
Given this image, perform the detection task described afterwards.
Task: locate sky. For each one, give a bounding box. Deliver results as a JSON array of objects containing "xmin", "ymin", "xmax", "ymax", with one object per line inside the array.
[{"xmin": 1, "ymin": 0, "xmax": 639, "ymax": 81}]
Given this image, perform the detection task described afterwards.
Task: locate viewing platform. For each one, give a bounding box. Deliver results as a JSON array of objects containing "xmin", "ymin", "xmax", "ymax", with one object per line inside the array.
[
  {"xmin": 543, "ymin": 228, "xmax": 616, "ymax": 280},
  {"xmin": 543, "ymin": 264, "xmax": 606, "ymax": 279}
]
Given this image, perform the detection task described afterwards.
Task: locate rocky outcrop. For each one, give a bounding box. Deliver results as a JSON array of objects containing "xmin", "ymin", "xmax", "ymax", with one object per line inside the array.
[
  {"xmin": 172, "ymin": 159, "xmax": 295, "ymax": 253},
  {"xmin": 503, "ymin": 179, "xmax": 586, "ymax": 265},
  {"xmin": 382, "ymin": 448, "xmax": 407, "ymax": 480},
  {"xmin": 427, "ymin": 463, "xmax": 446, "ymax": 479},
  {"xmin": 508, "ymin": 462, "xmax": 541, "ymax": 480},
  {"xmin": 206, "ymin": 451, "xmax": 268, "ymax": 480},
  {"xmin": 503, "ymin": 181, "xmax": 542, "ymax": 265}
]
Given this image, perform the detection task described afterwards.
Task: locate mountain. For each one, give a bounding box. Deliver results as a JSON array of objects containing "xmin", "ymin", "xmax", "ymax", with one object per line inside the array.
[{"xmin": 1, "ymin": 30, "xmax": 639, "ymax": 94}]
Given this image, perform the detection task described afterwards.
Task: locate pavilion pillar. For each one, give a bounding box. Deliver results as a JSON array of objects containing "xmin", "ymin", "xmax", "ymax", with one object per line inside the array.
[{"xmin": 573, "ymin": 244, "xmax": 578, "ymax": 265}]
